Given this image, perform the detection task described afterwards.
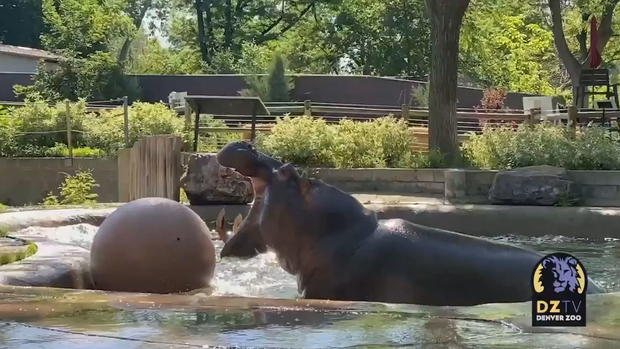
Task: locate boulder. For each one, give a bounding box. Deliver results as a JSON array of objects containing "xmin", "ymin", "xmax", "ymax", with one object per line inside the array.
[
  {"xmin": 489, "ymin": 165, "xmax": 576, "ymax": 206},
  {"xmin": 180, "ymin": 153, "xmax": 253, "ymax": 205}
]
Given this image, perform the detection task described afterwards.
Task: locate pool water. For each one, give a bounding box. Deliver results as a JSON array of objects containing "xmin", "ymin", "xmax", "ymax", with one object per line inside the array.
[
  {"xmin": 1, "ymin": 225, "xmax": 619, "ymax": 348},
  {"xmin": 15, "ymin": 225, "xmax": 620, "ymax": 297}
]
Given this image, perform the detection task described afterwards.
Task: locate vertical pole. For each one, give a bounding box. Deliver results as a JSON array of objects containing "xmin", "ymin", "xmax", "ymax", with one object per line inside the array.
[
  {"xmin": 123, "ymin": 96, "xmax": 130, "ymax": 148},
  {"xmin": 304, "ymin": 100, "xmax": 312, "ymax": 116},
  {"xmin": 65, "ymin": 100, "xmax": 73, "ymax": 160},
  {"xmin": 401, "ymin": 103, "xmax": 410, "ymax": 120},
  {"xmin": 568, "ymin": 105, "xmax": 578, "ymax": 136},
  {"xmin": 250, "ymin": 100, "xmax": 258, "ymax": 143},
  {"xmin": 193, "ymin": 107, "xmax": 200, "ymax": 152}
]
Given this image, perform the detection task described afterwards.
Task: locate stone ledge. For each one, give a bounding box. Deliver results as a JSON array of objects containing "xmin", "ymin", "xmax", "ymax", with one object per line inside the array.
[{"xmin": 0, "ymin": 235, "xmax": 92, "ymax": 289}]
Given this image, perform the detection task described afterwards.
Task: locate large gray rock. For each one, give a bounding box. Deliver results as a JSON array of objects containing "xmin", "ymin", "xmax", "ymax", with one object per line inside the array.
[
  {"xmin": 489, "ymin": 165, "xmax": 576, "ymax": 206},
  {"xmin": 181, "ymin": 154, "xmax": 253, "ymax": 205}
]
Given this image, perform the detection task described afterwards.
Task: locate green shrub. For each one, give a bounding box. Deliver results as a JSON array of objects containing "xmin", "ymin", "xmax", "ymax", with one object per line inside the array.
[
  {"xmin": 260, "ymin": 116, "xmax": 416, "ymax": 168},
  {"xmin": 10, "ymin": 100, "xmax": 88, "ymax": 149},
  {"xmin": 44, "ymin": 143, "xmax": 106, "ymax": 158},
  {"xmin": 83, "ymin": 102, "xmax": 185, "ymax": 154},
  {"xmin": 260, "ymin": 116, "xmax": 336, "ymax": 167},
  {"xmin": 43, "ymin": 170, "xmax": 99, "ymax": 205},
  {"xmin": 0, "ymin": 203, "xmax": 7, "ymax": 213},
  {"xmin": 462, "ymin": 123, "xmax": 620, "ymax": 170},
  {"xmin": 0, "ymin": 106, "xmax": 17, "ymax": 157}
]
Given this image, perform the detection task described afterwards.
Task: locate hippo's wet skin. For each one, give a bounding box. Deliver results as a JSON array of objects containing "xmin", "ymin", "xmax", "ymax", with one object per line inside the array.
[
  {"xmin": 216, "ymin": 142, "xmax": 281, "ymax": 258},
  {"xmin": 216, "ymin": 142, "xmax": 603, "ymax": 306}
]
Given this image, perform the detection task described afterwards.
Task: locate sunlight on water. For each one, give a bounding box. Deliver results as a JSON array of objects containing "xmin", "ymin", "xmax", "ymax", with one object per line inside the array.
[
  {"xmin": 210, "ymin": 240, "xmax": 298, "ymax": 298},
  {"xmin": 15, "ymin": 225, "xmax": 620, "ymax": 296}
]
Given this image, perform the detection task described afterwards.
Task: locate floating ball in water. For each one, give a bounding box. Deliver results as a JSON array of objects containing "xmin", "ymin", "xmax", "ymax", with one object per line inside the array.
[{"xmin": 90, "ymin": 197, "xmax": 215, "ymax": 293}]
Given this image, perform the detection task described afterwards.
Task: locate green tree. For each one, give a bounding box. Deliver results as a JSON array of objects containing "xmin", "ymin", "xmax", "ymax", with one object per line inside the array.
[
  {"xmin": 267, "ymin": 53, "xmax": 291, "ymax": 101},
  {"xmin": 461, "ymin": 2, "xmax": 561, "ymax": 95},
  {"xmin": 16, "ymin": 0, "xmax": 141, "ymax": 101}
]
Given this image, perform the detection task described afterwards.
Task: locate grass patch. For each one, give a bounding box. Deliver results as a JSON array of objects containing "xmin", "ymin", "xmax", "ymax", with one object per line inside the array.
[
  {"xmin": 0, "ymin": 203, "xmax": 6, "ymax": 213},
  {"xmin": 0, "ymin": 238, "xmax": 38, "ymax": 266}
]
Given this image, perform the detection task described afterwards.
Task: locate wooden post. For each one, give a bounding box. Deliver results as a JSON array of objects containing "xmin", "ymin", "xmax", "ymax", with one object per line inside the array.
[
  {"xmin": 568, "ymin": 105, "xmax": 578, "ymax": 135},
  {"xmin": 65, "ymin": 100, "xmax": 73, "ymax": 160},
  {"xmin": 401, "ymin": 104, "xmax": 410, "ymax": 120},
  {"xmin": 527, "ymin": 108, "xmax": 541, "ymax": 125},
  {"xmin": 193, "ymin": 107, "xmax": 200, "ymax": 152},
  {"xmin": 184, "ymin": 101, "xmax": 192, "ymax": 132},
  {"xmin": 304, "ymin": 100, "xmax": 312, "ymax": 116},
  {"xmin": 250, "ymin": 100, "xmax": 258, "ymax": 143},
  {"xmin": 123, "ymin": 96, "xmax": 130, "ymax": 147}
]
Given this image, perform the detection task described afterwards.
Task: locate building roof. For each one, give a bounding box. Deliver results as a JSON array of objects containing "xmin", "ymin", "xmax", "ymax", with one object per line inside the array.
[{"xmin": 0, "ymin": 44, "xmax": 60, "ymax": 62}]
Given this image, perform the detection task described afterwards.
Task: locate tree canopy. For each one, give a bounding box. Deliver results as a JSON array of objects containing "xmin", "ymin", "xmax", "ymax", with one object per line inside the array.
[{"xmin": 3, "ymin": 0, "xmax": 620, "ymax": 99}]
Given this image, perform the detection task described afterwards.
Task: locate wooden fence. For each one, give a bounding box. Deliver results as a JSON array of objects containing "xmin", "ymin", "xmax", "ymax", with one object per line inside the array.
[
  {"xmin": 118, "ymin": 135, "xmax": 183, "ymax": 202},
  {"xmin": 193, "ymin": 100, "xmax": 620, "ymax": 153}
]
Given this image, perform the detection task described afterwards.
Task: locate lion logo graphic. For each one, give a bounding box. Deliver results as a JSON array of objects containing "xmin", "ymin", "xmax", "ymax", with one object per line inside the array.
[{"xmin": 533, "ymin": 255, "xmax": 586, "ymax": 294}]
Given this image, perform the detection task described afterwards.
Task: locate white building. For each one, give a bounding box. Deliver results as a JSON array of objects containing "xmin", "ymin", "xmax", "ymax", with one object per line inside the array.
[{"xmin": 0, "ymin": 44, "xmax": 60, "ymax": 73}]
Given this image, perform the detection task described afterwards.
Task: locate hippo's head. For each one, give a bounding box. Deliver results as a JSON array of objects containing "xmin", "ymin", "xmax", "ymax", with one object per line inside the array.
[{"xmin": 217, "ymin": 141, "xmax": 280, "ymax": 180}]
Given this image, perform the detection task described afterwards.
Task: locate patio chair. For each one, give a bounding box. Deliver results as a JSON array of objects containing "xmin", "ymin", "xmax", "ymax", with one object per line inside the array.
[{"xmin": 576, "ymin": 68, "xmax": 619, "ymax": 109}]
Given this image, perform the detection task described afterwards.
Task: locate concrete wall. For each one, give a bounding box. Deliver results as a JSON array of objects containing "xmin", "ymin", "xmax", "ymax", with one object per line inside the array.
[
  {"xmin": 0, "ymin": 53, "xmax": 40, "ymax": 73},
  {"xmin": 0, "ymin": 73, "xmax": 536, "ymax": 109},
  {"xmin": 444, "ymin": 169, "xmax": 620, "ymax": 206},
  {"xmin": 311, "ymin": 168, "xmax": 445, "ymax": 195},
  {"xmin": 0, "ymin": 158, "xmax": 118, "ymax": 206}
]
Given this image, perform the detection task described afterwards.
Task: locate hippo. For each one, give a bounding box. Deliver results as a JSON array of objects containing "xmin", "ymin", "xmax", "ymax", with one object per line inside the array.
[{"xmin": 216, "ymin": 141, "xmax": 604, "ymax": 306}]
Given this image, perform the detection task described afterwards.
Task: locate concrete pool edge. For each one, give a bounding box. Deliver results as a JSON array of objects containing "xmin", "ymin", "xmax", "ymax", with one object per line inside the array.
[{"xmin": 0, "ymin": 285, "xmax": 618, "ymax": 345}]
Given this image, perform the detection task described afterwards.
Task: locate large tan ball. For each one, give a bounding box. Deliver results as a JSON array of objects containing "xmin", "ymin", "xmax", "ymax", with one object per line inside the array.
[{"xmin": 90, "ymin": 197, "xmax": 215, "ymax": 293}]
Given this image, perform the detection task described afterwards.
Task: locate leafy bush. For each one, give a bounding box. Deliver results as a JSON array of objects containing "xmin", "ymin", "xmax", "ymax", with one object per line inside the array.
[
  {"xmin": 411, "ymin": 84, "xmax": 429, "ymax": 107},
  {"xmin": 83, "ymin": 102, "xmax": 185, "ymax": 154},
  {"xmin": 260, "ymin": 116, "xmax": 336, "ymax": 166},
  {"xmin": 0, "ymin": 203, "xmax": 7, "ymax": 213},
  {"xmin": 477, "ymin": 87, "xmax": 507, "ymax": 110},
  {"xmin": 43, "ymin": 170, "xmax": 99, "ymax": 205},
  {"xmin": 462, "ymin": 123, "xmax": 620, "ymax": 170},
  {"xmin": 44, "ymin": 143, "xmax": 106, "ymax": 158},
  {"xmin": 0, "ymin": 106, "xmax": 17, "ymax": 157},
  {"xmin": 10, "ymin": 100, "xmax": 88, "ymax": 149},
  {"xmin": 260, "ymin": 116, "xmax": 415, "ymax": 168}
]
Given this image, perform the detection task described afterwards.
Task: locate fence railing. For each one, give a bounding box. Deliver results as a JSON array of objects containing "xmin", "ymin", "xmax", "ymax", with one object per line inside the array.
[{"xmin": 194, "ymin": 100, "xmax": 620, "ymax": 153}]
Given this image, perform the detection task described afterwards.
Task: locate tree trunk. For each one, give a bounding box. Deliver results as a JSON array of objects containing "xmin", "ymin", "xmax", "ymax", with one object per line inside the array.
[
  {"xmin": 425, "ymin": 0, "xmax": 470, "ymax": 160},
  {"xmin": 195, "ymin": 0, "xmax": 209, "ymax": 63},
  {"xmin": 224, "ymin": 0, "xmax": 233, "ymax": 49}
]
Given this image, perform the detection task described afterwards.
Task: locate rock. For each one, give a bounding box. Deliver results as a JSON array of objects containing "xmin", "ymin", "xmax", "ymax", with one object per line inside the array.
[
  {"xmin": 489, "ymin": 165, "xmax": 576, "ymax": 206},
  {"xmin": 180, "ymin": 153, "xmax": 253, "ymax": 205}
]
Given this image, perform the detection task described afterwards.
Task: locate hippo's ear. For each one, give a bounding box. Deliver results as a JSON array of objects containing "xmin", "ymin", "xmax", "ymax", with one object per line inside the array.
[{"xmin": 277, "ymin": 163, "xmax": 300, "ymax": 180}]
